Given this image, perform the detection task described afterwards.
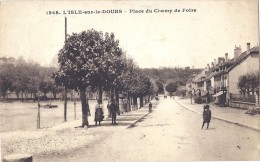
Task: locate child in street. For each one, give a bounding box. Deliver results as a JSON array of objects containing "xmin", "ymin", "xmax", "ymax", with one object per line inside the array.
[
  {"xmin": 110, "ymin": 99, "xmax": 118, "ymax": 125},
  {"xmin": 202, "ymin": 104, "xmax": 211, "ymax": 129}
]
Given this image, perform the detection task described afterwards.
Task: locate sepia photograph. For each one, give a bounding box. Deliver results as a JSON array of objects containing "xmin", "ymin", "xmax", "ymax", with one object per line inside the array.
[{"xmin": 0, "ymin": 0, "xmax": 259, "ymax": 161}]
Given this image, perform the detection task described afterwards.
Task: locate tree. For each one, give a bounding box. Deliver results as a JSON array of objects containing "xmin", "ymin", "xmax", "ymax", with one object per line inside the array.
[
  {"xmin": 27, "ymin": 62, "xmax": 42, "ymax": 100},
  {"xmin": 97, "ymin": 32, "xmax": 125, "ymax": 103},
  {"xmin": 150, "ymin": 79, "xmax": 158, "ymax": 99},
  {"xmin": 39, "ymin": 66, "xmax": 58, "ymax": 99},
  {"xmin": 155, "ymin": 81, "xmax": 164, "ymax": 94},
  {"xmin": 238, "ymin": 71, "xmax": 259, "ymax": 95},
  {"xmin": 0, "ymin": 60, "xmax": 15, "ymax": 98},
  {"xmin": 54, "ymin": 29, "xmax": 104, "ymax": 125},
  {"xmin": 165, "ymin": 82, "xmax": 178, "ymax": 95},
  {"xmin": 141, "ymin": 67, "xmax": 202, "ymax": 85},
  {"xmin": 127, "ymin": 68, "xmax": 153, "ymax": 108}
]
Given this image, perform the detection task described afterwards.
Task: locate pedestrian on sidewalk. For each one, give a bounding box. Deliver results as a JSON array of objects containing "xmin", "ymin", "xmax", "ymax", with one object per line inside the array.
[
  {"xmin": 149, "ymin": 102, "xmax": 152, "ymax": 112},
  {"xmin": 201, "ymin": 104, "xmax": 211, "ymax": 129},
  {"xmin": 110, "ymin": 99, "xmax": 118, "ymax": 125},
  {"xmin": 94, "ymin": 100, "xmax": 104, "ymax": 126}
]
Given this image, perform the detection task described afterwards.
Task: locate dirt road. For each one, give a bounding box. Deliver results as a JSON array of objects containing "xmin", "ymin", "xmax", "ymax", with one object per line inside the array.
[{"xmin": 35, "ymin": 98, "xmax": 259, "ymax": 161}]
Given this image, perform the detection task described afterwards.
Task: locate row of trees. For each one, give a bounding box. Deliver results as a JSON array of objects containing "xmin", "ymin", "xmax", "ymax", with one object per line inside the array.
[
  {"xmin": 0, "ymin": 57, "xmax": 60, "ymax": 100},
  {"xmin": 238, "ymin": 71, "xmax": 259, "ymax": 95},
  {"xmin": 53, "ymin": 29, "xmax": 158, "ymax": 125}
]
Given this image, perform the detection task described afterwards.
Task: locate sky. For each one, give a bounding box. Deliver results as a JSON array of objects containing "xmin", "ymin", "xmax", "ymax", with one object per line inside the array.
[{"xmin": 0, "ymin": 0, "xmax": 259, "ymax": 69}]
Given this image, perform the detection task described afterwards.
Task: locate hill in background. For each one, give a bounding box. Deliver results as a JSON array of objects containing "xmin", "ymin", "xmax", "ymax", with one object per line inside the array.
[{"xmin": 141, "ymin": 67, "xmax": 202, "ymax": 86}]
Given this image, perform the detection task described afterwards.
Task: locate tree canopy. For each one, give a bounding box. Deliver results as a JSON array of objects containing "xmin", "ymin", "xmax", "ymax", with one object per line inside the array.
[
  {"xmin": 238, "ymin": 71, "xmax": 259, "ymax": 95},
  {"xmin": 165, "ymin": 82, "xmax": 178, "ymax": 93}
]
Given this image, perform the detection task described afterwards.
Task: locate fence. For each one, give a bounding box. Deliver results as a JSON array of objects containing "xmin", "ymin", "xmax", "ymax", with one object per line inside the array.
[{"xmin": 230, "ymin": 94, "xmax": 256, "ymax": 103}]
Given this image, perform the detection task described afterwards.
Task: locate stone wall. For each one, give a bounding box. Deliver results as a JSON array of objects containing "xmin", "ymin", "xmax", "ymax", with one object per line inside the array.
[{"xmin": 230, "ymin": 101, "xmax": 256, "ymax": 110}]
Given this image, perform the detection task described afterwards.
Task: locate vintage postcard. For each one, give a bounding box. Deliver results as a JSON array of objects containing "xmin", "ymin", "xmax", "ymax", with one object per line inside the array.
[{"xmin": 0, "ymin": 0, "xmax": 259, "ymax": 161}]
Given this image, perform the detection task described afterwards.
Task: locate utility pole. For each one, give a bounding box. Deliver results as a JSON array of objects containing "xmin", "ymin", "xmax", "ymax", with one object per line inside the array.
[
  {"xmin": 64, "ymin": 17, "xmax": 68, "ymax": 122},
  {"xmin": 258, "ymin": 13, "xmax": 260, "ymax": 107},
  {"xmin": 257, "ymin": 3, "xmax": 260, "ymax": 107},
  {"xmin": 37, "ymin": 93, "xmax": 41, "ymax": 129},
  {"xmin": 65, "ymin": 17, "xmax": 67, "ymax": 41},
  {"xmin": 73, "ymin": 90, "xmax": 76, "ymax": 120}
]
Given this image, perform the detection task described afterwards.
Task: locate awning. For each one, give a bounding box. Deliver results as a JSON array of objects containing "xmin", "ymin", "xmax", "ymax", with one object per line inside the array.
[{"xmin": 213, "ymin": 91, "xmax": 224, "ymax": 97}]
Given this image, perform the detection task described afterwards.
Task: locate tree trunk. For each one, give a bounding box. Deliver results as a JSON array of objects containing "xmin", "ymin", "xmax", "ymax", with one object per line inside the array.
[
  {"xmin": 252, "ymin": 86, "xmax": 255, "ymax": 95},
  {"xmin": 21, "ymin": 92, "xmax": 24, "ymax": 102},
  {"xmin": 140, "ymin": 96, "xmax": 144, "ymax": 108},
  {"xmin": 24, "ymin": 92, "xmax": 27, "ymax": 101},
  {"xmin": 110, "ymin": 88, "xmax": 115, "ymax": 100},
  {"xmin": 115, "ymin": 89, "xmax": 120, "ymax": 114},
  {"xmin": 115, "ymin": 89, "xmax": 119, "ymax": 107},
  {"xmin": 33, "ymin": 92, "xmax": 36, "ymax": 102},
  {"xmin": 53, "ymin": 92, "xmax": 57, "ymax": 99},
  {"xmin": 80, "ymin": 88, "xmax": 89, "ymax": 127},
  {"xmin": 127, "ymin": 94, "xmax": 131, "ymax": 111},
  {"xmin": 98, "ymin": 85, "xmax": 103, "ymax": 103},
  {"xmin": 64, "ymin": 86, "xmax": 67, "ymax": 122},
  {"xmin": 133, "ymin": 96, "xmax": 137, "ymax": 110},
  {"xmin": 16, "ymin": 92, "xmax": 19, "ymax": 99}
]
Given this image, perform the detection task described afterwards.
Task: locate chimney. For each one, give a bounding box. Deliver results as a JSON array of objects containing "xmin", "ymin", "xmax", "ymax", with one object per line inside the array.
[
  {"xmin": 234, "ymin": 45, "xmax": 242, "ymax": 59},
  {"xmin": 247, "ymin": 42, "xmax": 250, "ymax": 52},
  {"xmin": 207, "ymin": 63, "xmax": 210, "ymax": 70},
  {"xmin": 218, "ymin": 57, "xmax": 222, "ymax": 64},
  {"xmin": 211, "ymin": 62, "xmax": 214, "ymax": 67},
  {"xmin": 225, "ymin": 53, "xmax": 228, "ymax": 62}
]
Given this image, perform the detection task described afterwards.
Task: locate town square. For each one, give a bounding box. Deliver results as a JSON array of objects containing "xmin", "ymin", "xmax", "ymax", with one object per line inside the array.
[{"xmin": 0, "ymin": 0, "xmax": 259, "ymax": 161}]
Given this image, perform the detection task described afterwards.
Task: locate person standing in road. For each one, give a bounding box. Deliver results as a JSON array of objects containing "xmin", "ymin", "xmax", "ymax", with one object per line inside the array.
[
  {"xmin": 149, "ymin": 102, "xmax": 152, "ymax": 112},
  {"xmin": 202, "ymin": 104, "xmax": 211, "ymax": 129},
  {"xmin": 94, "ymin": 100, "xmax": 104, "ymax": 126},
  {"xmin": 110, "ymin": 99, "xmax": 118, "ymax": 125}
]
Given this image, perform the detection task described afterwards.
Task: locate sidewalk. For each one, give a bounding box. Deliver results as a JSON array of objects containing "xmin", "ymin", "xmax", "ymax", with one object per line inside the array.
[
  {"xmin": 101, "ymin": 99, "xmax": 158, "ymax": 128},
  {"xmin": 174, "ymin": 97, "xmax": 260, "ymax": 132}
]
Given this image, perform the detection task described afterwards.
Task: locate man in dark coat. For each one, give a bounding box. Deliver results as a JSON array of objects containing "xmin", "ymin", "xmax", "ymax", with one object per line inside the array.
[
  {"xmin": 202, "ymin": 104, "xmax": 211, "ymax": 129},
  {"xmin": 148, "ymin": 102, "xmax": 152, "ymax": 112},
  {"xmin": 110, "ymin": 99, "xmax": 118, "ymax": 125}
]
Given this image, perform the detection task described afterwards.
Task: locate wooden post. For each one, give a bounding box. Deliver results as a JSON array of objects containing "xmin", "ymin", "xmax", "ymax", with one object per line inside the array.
[
  {"xmin": 74, "ymin": 100, "xmax": 76, "ymax": 120},
  {"xmin": 191, "ymin": 91, "xmax": 193, "ymax": 104},
  {"xmin": 37, "ymin": 97, "xmax": 40, "ymax": 129},
  {"xmin": 64, "ymin": 85, "xmax": 67, "ymax": 122}
]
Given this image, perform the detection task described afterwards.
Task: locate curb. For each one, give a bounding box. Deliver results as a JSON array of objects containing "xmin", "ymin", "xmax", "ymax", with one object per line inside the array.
[
  {"xmin": 127, "ymin": 100, "xmax": 159, "ymax": 129},
  {"xmin": 174, "ymin": 99, "xmax": 260, "ymax": 133},
  {"xmin": 127, "ymin": 112, "xmax": 150, "ymax": 129}
]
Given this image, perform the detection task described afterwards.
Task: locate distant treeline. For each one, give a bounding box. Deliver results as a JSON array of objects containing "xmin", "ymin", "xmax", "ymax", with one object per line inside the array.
[{"xmin": 141, "ymin": 67, "xmax": 202, "ymax": 86}]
